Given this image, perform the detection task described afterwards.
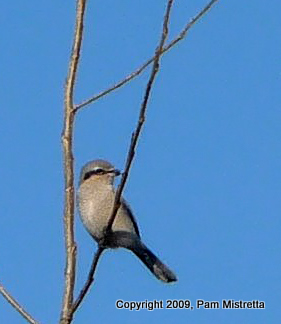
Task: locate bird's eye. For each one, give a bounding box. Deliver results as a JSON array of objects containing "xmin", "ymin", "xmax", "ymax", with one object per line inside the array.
[{"xmin": 94, "ymin": 168, "xmax": 104, "ymax": 174}]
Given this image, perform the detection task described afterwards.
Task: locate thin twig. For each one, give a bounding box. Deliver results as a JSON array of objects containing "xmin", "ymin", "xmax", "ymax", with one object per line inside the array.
[
  {"xmin": 0, "ymin": 283, "xmax": 38, "ymax": 324},
  {"xmin": 74, "ymin": 0, "xmax": 219, "ymax": 112},
  {"xmin": 60, "ymin": 0, "xmax": 87, "ymax": 324},
  {"xmin": 71, "ymin": 247, "xmax": 105, "ymax": 314},
  {"xmin": 106, "ymin": 0, "xmax": 174, "ymax": 234}
]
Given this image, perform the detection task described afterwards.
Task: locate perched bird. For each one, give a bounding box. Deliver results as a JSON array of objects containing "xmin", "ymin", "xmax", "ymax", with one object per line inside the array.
[{"xmin": 78, "ymin": 159, "xmax": 177, "ymax": 283}]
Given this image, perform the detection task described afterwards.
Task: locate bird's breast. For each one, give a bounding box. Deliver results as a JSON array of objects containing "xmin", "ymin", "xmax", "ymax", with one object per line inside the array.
[{"xmin": 78, "ymin": 181, "xmax": 114, "ymax": 241}]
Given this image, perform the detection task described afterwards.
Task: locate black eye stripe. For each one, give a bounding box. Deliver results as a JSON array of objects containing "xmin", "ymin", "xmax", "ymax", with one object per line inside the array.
[
  {"xmin": 83, "ymin": 170, "xmax": 95, "ymax": 180},
  {"xmin": 83, "ymin": 168, "xmax": 107, "ymax": 180}
]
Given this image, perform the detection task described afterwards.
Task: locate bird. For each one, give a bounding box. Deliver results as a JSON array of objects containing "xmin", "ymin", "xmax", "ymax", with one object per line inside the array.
[{"xmin": 77, "ymin": 159, "xmax": 177, "ymax": 283}]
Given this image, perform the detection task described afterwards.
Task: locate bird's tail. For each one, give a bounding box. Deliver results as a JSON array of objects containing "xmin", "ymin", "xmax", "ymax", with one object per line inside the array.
[{"xmin": 106, "ymin": 231, "xmax": 177, "ymax": 283}]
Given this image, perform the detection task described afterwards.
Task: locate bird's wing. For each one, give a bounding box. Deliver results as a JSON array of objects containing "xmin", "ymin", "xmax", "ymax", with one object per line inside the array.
[{"xmin": 121, "ymin": 199, "xmax": 141, "ymax": 238}]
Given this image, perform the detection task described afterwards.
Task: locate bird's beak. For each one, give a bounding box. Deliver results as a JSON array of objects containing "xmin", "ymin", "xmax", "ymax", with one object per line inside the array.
[
  {"xmin": 113, "ymin": 169, "xmax": 121, "ymax": 176},
  {"xmin": 108, "ymin": 169, "xmax": 121, "ymax": 177}
]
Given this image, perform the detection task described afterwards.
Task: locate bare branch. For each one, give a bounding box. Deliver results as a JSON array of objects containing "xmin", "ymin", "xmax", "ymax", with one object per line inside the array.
[
  {"xmin": 0, "ymin": 283, "xmax": 38, "ymax": 324},
  {"xmin": 57, "ymin": 0, "xmax": 218, "ymax": 321},
  {"xmin": 60, "ymin": 0, "xmax": 87, "ymax": 323},
  {"xmin": 106, "ymin": 0, "xmax": 174, "ymax": 234},
  {"xmin": 71, "ymin": 247, "xmax": 105, "ymax": 315},
  {"xmin": 65, "ymin": 0, "xmax": 175, "ymax": 315},
  {"xmin": 74, "ymin": 0, "xmax": 219, "ymax": 112}
]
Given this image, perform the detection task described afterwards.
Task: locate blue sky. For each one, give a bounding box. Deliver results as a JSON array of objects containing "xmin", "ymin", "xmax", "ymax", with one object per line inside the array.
[{"xmin": 1, "ymin": 0, "xmax": 280, "ymax": 323}]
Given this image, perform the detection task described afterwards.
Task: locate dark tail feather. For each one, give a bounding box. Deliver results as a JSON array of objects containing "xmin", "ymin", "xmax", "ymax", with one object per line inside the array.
[{"xmin": 107, "ymin": 231, "xmax": 177, "ymax": 283}]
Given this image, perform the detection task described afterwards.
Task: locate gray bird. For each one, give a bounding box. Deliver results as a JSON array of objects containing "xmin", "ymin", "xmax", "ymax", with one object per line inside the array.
[{"xmin": 78, "ymin": 159, "xmax": 177, "ymax": 283}]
